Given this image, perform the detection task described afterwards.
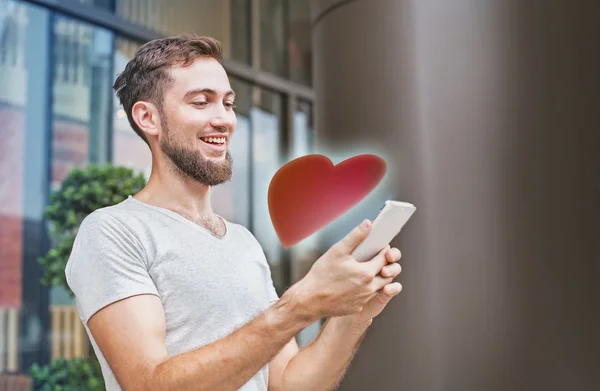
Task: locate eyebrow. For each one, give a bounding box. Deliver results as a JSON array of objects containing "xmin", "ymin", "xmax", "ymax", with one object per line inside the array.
[{"xmin": 183, "ymin": 88, "xmax": 236, "ymax": 100}]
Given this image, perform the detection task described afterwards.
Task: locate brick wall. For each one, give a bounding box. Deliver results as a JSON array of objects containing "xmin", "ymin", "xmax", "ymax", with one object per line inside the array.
[
  {"xmin": 0, "ymin": 106, "xmax": 24, "ymax": 308},
  {"xmin": 0, "ymin": 216, "xmax": 23, "ymax": 307}
]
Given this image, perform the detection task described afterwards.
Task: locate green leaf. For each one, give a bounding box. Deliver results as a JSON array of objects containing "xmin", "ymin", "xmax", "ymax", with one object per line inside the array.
[
  {"xmin": 30, "ymin": 357, "xmax": 105, "ymax": 390},
  {"xmin": 39, "ymin": 164, "xmax": 146, "ymax": 295}
]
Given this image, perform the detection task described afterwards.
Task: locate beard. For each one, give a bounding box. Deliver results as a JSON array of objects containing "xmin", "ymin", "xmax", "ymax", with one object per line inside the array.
[{"xmin": 159, "ymin": 123, "xmax": 233, "ymax": 187}]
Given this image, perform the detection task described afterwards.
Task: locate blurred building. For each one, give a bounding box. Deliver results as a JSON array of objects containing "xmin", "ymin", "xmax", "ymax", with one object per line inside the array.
[
  {"xmin": 0, "ymin": 0, "xmax": 318, "ymax": 375},
  {"xmin": 311, "ymin": 1, "xmax": 599, "ymax": 390}
]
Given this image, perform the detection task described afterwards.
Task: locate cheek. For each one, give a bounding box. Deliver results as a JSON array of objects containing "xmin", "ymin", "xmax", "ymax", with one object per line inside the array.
[{"xmin": 179, "ymin": 109, "xmax": 211, "ymax": 130}]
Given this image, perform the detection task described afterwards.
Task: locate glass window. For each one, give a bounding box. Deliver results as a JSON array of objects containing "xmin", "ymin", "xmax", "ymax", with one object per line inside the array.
[
  {"xmin": 51, "ymin": 14, "xmax": 113, "ymax": 190},
  {"xmin": 292, "ymin": 100, "xmax": 314, "ymax": 160},
  {"xmin": 251, "ymin": 88, "xmax": 285, "ymax": 289},
  {"xmin": 0, "ymin": 0, "xmax": 52, "ymax": 376},
  {"xmin": 71, "ymin": 0, "xmax": 113, "ymax": 11},
  {"xmin": 49, "ymin": 14, "xmax": 114, "ymax": 365},
  {"xmin": 0, "ymin": 0, "xmax": 28, "ymax": 374},
  {"xmin": 115, "ymin": 0, "xmax": 252, "ymax": 65},
  {"xmin": 259, "ymin": 0, "xmax": 312, "ymax": 85},
  {"xmin": 230, "ymin": 0, "xmax": 252, "ymax": 65},
  {"xmin": 259, "ymin": 0, "xmax": 287, "ymax": 77},
  {"xmin": 111, "ymin": 37, "xmax": 152, "ymax": 179},
  {"xmin": 288, "ymin": 0, "xmax": 312, "ymax": 85}
]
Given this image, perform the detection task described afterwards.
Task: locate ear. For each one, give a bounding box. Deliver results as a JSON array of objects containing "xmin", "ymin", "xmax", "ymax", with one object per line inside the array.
[{"xmin": 131, "ymin": 101, "xmax": 162, "ymax": 139}]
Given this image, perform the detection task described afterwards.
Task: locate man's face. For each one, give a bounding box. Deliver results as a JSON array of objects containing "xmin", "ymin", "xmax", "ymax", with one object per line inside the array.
[{"xmin": 158, "ymin": 57, "xmax": 237, "ymax": 186}]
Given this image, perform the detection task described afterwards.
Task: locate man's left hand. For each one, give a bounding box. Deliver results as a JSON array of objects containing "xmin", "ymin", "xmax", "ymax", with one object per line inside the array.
[{"xmin": 351, "ymin": 247, "xmax": 403, "ymax": 325}]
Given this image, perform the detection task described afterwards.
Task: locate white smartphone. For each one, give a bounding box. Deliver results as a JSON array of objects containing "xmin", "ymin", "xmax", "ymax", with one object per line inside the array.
[{"xmin": 350, "ymin": 200, "xmax": 416, "ymax": 262}]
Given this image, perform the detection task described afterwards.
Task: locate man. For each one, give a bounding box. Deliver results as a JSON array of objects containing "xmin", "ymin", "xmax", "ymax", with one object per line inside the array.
[{"xmin": 66, "ymin": 34, "xmax": 403, "ymax": 391}]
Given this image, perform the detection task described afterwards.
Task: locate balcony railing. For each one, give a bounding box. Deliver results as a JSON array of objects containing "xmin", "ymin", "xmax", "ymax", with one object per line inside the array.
[
  {"xmin": 0, "ymin": 306, "xmax": 19, "ymax": 373},
  {"xmin": 50, "ymin": 305, "xmax": 90, "ymax": 360}
]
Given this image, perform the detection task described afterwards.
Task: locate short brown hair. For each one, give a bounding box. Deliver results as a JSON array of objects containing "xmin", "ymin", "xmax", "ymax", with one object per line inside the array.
[{"xmin": 113, "ymin": 34, "xmax": 223, "ymax": 146}]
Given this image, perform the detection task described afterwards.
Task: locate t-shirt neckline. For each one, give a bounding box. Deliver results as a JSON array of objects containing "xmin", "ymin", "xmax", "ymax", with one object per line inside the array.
[{"xmin": 126, "ymin": 195, "xmax": 231, "ymax": 242}]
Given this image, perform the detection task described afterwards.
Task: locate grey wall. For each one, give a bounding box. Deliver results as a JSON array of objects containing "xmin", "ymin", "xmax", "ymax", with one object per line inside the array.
[{"xmin": 311, "ymin": 1, "xmax": 600, "ymax": 390}]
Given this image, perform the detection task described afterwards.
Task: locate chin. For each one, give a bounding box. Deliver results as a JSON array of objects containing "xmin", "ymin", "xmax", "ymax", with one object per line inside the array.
[{"xmin": 206, "ymin": 151, "xmax": 228, "ymax": 160}]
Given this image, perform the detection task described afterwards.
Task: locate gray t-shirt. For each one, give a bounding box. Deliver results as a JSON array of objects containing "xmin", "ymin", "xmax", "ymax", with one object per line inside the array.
[{"xmin": 66, "ymin": 196, "xmax": 280, "ymax": 391}]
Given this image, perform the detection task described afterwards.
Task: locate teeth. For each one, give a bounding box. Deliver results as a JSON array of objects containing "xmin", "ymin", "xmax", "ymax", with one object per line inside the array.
[{"xmin": 203, "ymin": 137, "xmax": 226, "ymax": 144}]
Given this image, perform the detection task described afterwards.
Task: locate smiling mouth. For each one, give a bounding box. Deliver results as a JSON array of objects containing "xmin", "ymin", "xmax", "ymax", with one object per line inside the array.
[{"xmin": 200, "ymin": 136, "xmax": 227, "ymax": 145}]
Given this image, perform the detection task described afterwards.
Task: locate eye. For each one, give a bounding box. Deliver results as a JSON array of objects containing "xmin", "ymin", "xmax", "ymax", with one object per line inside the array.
[
  {"xmin": 225, "ymin": 101, "xmax": 237, "ymax": 110},
  {"xmin": 192, "ymin": 101, "xmax": 209, "ymax": 108}
]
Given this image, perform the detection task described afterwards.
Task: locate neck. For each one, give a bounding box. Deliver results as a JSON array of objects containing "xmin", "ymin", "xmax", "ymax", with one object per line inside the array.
[{"xmin": 134, "ymin": 156, "xmax": 214, "ymax": 220}]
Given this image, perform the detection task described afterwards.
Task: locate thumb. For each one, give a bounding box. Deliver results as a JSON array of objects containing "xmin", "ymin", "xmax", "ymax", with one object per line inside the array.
[{"xmin": 335, "ymin": 219, "xmax": 372, "ymax": 254}]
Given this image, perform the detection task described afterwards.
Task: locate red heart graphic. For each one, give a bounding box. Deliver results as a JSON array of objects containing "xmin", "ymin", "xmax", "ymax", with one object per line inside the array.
[{"xmin": 268, "ymin": 154, "xmax": 387, "ymax": 248}]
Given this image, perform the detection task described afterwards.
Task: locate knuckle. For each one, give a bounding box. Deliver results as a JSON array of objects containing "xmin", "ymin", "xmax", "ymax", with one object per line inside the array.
[
  {"xmin": 360, "ymin": 270, "xmax": 374, "ymax": 283},
  {"xmin": 328, "ymin": 246, "xmax": 344, "ymax": 258},
  {"xmin": 331, "ymin": 247, "xmax": 343, "ymax": 258}
]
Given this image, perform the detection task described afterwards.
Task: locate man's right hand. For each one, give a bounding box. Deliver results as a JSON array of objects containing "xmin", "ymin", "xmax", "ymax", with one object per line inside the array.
[{"xmin": 293, "ymin": 219, "xmax": 398, "ymax": 319}]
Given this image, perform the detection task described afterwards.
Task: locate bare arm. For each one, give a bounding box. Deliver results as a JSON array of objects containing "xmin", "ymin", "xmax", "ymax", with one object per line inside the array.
[
  {"xmin": 88, "ymin": 285, "xmax": 315, "ymax": 391},
  {"xmin": 272, "ymin": 317, "xmax": 371, "ymax": 391},
  {"xmin": 268, "ymin": 247, "xmax": 403, "ymax": 391}
]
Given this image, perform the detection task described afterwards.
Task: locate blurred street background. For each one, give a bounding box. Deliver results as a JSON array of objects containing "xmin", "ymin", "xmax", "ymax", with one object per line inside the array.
[{"xmin": 0, "ymin": 0, "xmax": 598, "ymax": 390}]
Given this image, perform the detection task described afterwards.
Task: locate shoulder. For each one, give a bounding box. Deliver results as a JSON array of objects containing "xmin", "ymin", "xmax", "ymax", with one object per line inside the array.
[
  {"xmin": 78, "ymin": 198, "xmax": 147, "ymax": 238},
  {"xmin": 75, "ymin": 209, "xmax": 120, "ymax": 243},
  {"xmin": 66, "ymin": 202, "xmax": 151, "ymax": 290},
  {"xmin": 69, "ymin": 200, "xmax": 148, "ymax": 267}
]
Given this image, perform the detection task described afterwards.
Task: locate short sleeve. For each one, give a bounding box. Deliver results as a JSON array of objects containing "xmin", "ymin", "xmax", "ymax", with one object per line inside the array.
[{"xmin": 65, "ymin": 210, "xmax": 159, "ymax": 324}]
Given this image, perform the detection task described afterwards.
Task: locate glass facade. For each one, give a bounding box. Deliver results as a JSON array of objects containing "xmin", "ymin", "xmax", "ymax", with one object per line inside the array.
[
  {"xmin": 287, "ymin": 0, "xmax": 312, "ymax": 85},
  {"xmin": 1, "ymin": 0, "xmax": 53, "ymax": 375},
  {"xmin": 259, "ymin": 0, "xmax": 312, "ymax": 85},
  {"xmin": 0, "ymin": 0, "xmax": 315, "ymax": 380},
  {"xmin": 115, "ymin": 0, "xmax": 252, "ymax": 65},
  {"xmin": 251, "ymin": 89, "xmax": 285, "ymax": 286},
  {"xmin": 52, "ymin": 14, "xmax": 114, "ymax": 186},
  {"xmin": 112, "ymin": 38, "xmax": 150, "ymax": 177}
]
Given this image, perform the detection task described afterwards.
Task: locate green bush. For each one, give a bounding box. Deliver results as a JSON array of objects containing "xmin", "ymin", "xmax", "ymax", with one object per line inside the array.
[
  {"xmin": 38, "ymin": 164, "xmax": 146, "ymax": 295},
  {"xmin": 29, "ymin": 357, "xmax": 105, "ymax": 391}
]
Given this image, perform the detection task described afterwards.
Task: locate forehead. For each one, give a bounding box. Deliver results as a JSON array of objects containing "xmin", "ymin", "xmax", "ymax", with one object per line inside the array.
[{"xmin": 166, "ymin": 57, "xmax": 231, "ymax": 97}]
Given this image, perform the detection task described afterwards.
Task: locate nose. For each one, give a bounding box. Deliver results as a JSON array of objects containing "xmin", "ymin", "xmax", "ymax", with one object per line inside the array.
[{"xmin": 209, "ymin": 104, "xmax": 236, "ymax": 131}]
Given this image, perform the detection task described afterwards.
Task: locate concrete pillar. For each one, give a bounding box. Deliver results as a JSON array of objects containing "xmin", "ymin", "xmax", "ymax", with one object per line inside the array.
[{"xmin": 311, "ymin": 1, "xmax": 600, "ymax": 390}]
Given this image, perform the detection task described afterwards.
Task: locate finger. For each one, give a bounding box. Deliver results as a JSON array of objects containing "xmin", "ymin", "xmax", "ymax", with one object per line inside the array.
[
  {"xmin": 362, "ymin": 245, "xmax": 390, "ymax": 275},
  {"xmin": 371, "ymin": 274, "xmax": 395, "ymax": 291},
  {"xmin": 383, "ymin": 282, "xmax": 403, "ymax": 296},
  {"xmin": 385, "ymin": 248, "xmax": 401, "ymax": 264},
  {"xmin": 335, "ymin": 219, "xmax": 372, "ymax": 254},
  {"xmin": 380, "ymin": 262, "xmax": 402, "ymax": 278},
  {"xmin": 372, "ymin": 283, "xmax": 402, "ymax": 304}
]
